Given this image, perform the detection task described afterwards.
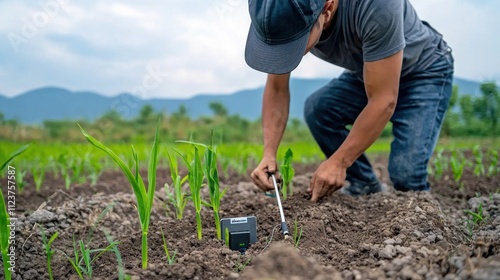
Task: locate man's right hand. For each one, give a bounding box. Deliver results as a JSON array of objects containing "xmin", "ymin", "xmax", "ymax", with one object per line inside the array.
[{"xmin": 251, "ymin": 156, "xmax": 278, "ymax": 192}]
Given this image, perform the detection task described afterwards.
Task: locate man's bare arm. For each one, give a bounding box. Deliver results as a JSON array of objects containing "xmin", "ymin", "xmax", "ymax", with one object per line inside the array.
[
  {"xmin": 262, "ymin": 73, "xmax": 291, "ymax": 158},
  {"xmin": 331, "ymin": 50, "xmax": 403, "ymax": 168},
  {"xmin": 250, "ymin": 73, "xmax": 291, "ymax": 191}
]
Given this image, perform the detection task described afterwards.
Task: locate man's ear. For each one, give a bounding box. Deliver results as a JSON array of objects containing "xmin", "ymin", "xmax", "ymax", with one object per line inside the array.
[{"xmin": 322, "ymin": 0, "xmax": 335, "ymax": 28}]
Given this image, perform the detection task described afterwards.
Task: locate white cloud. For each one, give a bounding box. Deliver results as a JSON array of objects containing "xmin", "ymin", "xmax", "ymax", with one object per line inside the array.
[
  {"xmin": 410, "ymin": 0, "xmax": 500, "ymax": 82},
  {"xmin": 0, "ymin": 0, "xmax": 498, "ymax": 98}
]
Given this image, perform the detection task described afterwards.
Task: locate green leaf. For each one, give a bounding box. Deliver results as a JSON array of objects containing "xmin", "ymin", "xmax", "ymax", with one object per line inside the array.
[
  {"xmin": 48, "ymin": 232, "xmax": 59, "ymax": 246},
  {"xmin": 175, "ymin": 140, "xmax": 208, "ymax": 149},
  {"xmin": 145, "ymin": 119, "xmax": 161, "ymax": 225},
  {"xmin": 165, "ymin": 147, "xmax": 179, "ymax": 181},
  {"xmin": 78, "ymin": 124, "xmax": 147, "ymax": 223},
  {"xmin": 0, "ymin": 144, "xmax": 30, "ymax": 171},
  {"xmin": 0, "ymin": 191, "xmax": 9, "ymax": 255}
]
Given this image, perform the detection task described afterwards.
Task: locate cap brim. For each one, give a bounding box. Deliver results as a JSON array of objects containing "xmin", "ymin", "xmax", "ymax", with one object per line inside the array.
[{"xmin": 245, "ymin": 23, "xmax": 309, "ymax": 75}]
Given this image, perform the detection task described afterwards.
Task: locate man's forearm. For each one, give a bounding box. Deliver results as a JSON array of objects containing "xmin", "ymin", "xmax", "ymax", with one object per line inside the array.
[
  {"xmin": 332, "ymin": 97, "xmax": 396, "ymax": 167},
  {"xmin": 262, "ymin": 83, "xmax": 290, "ymax": 158}
]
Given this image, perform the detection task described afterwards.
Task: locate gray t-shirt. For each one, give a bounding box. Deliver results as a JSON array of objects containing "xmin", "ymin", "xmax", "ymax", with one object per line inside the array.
[{"xmin": 311, "ymin": 0, "xmax": 449, "ymax": 77}]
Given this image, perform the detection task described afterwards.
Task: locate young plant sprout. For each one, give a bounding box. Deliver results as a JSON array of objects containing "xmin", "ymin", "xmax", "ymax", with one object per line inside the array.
[
  {"xmin": 234, "ymin": 256, "xmax": 252, "ymax": 273},
  {"xmin": 450, "ymin": 150, "xmax": 465, "ymax": 189},
  {"xmin": 431, "ymin": 148, "xmax": 446, "ymax": 180},
  {"xmin": 280, "ymin": 148, "xmax": 295, "ymax": 200},
  {"xmin": 488, "ymin": 149, "xmax": 499, "ymax": 176},
  {"xmin": 58, "ymin": 155, "xmax": 73, "ymax": 190},
  {"xmin": 0, "ymin": 191, "xmax": 12, "ymax": 280},
  {"xmin": 177, "ymin": 131, "xmax": 227, "ymax": 240},
  {"xmin": 86, "ymin": 152, "xmax": 102, "ymax": 186},
  {"xmin": 472, "ymin": 145, "xmax": 485, "ymax": 176},
  {"xmin": 202, "ymin": 131, "xmax": 227, "ymax": 240},
  {"xmin": 465, "ymin": 203, "xmax": 484, "ymax": 224},
  {"xmin": 39, "ymin": 226, "xmax": 58, "ymax": 280},
  {"xmin": 179, "ymin": 146, "xmax": 204, "ymax": 240},
  {"xmin": 15, "ymin": 169, "xmax": 27, "ymax": 193},
  {"xmin": 164, "ymin": 147, "xmax": 189, "ymax": 220},
  {"xmin": 79, "ymin": 120, "xmax": 160, "ymax": 269},
  {"xmin": 104, "ymin": 231, "xmax": 126, "ymax": 280},
  {"xmin": 32, "ymin": 165, "xmax": 46, "ymax": 192},
  {"xmin": 221, "ymin": 156, "xmax": 231, "ymax": 179},
  {"xmin": 0, "ymin": 144, "xmax": 29, "ymax": 280},
  {"xmin": 160, "ymin": 228, "xmax": 177, "ymax": 265},
  {"xmin": 66, "ymin": 234, "xmax": 119, "ymax": 279},
  {"xmin": 292, "ymin": 218, "xmax": 303, "ymax": 248},
  {"xmin": 464, "ymin": 203, "xmax": 484, "ymax": 237}
]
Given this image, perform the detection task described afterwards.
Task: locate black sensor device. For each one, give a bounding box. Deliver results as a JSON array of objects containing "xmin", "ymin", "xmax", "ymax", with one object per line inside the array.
[{"xmin": 220, "ymin": 216, "xmax": 257, "ymax": 254}]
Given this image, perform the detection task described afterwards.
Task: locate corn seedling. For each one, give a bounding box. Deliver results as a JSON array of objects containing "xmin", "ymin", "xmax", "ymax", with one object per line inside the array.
[
  {"xmin": 86, "ymin": 153, "xmax": 102, "ymax": 186},
  {"xmin": 39, "ymin": 226, "xmax": 58, "ymax": 280},
  {"xmin": 221, "ymin": 157, "xmax": 231, "ymax": 179},
  {"xmin": 86, "ymin": 203, "xmax": 115, "ymax": 244},
  {"xmin": 0, "ymin": 191, "xmax": 12, "ymax": 280},
  {"xmin": 57, "ymin": 155, "xmax": 73, "ymax": 189},
  {"xmin": 185, "ymin": 147, "xmax": 204, "ymax": 240},
  {"xmin": 202, "ymin": 131, "xmax": 227, "ymax": 240},
  {"xmin": 465, "ymin": 203, "xmax": 484, "ymax": 225},
  {"xmin": 431, "ymin": 148, "xmax": 446, "ymax": 180},
  {"xmin": 234, "ymin": 256, "xmax": 252, "ymax": 273},
  {"xmin": 32, "ymin": 165, "xmax": 46, "ymax": 192},
  {"xmin": 238, "ymin": 154, "xmax": 249, "ymax": 176},
  {"xmin": 71, "ymin": 156, "xmax": 87, "ymax": 184},
  {"xmin": 178, "ymin": 131, "xmax": 228, "ymax": 240},
  {"xmin": 488, "ymin": 149, "xmax": 499, "ymax": 176},
  {"xmin": 292, "ymin": 218, "xmax": 303, "ymax": 248},
  {"xmin": 160, "ymin": 228, "xmax": 177, "ymax": 265},
  {"xmin": 472, "ymin": 145, "xmax": 485, "ymax": 176},
  {"xmin": 450, "ymin": 150, "xmax": 465, "ymax": 189},
  {"xmin": 280, "ymin": 148, "xmax": 295, "ymax": 200},
  {"xmin": 164, "ymin": 147, "xmax": 189, "ymax": 220},
  {"xmin": 14, "ymin": 169, "xmax": 27, "ymax": 193},
  {"xmin": 464, "ymin": 203, "xmax": 484, "ymax": 237},
  {"xmin": 0, "ymin": 144, "xmax": 30, "ymax": 280},
  {"xmin": 47, "ymin": 156, "xmax": 60, "ymax": 179},
  {"xmin": 66, "ymin": 234, "xmax": 119, "ymax": 279},
  {"xmin": 104, "ymin": 231, "xmax": 126, "ymax": 280},
  {"xmin": 79, "ymin": 120, "xmax": 160, "ymax": 269}
]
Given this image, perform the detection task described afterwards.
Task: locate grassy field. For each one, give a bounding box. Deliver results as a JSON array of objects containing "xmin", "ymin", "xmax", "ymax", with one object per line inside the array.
[{"xmin": 1, "ymin": 137, "xmax": 498, "ymax": 168}]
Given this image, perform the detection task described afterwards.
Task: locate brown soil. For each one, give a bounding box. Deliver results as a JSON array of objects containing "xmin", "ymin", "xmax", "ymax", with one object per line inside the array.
[{"xmin": 2, "ymin": 154, "xmax": 500, "ymax": 280}]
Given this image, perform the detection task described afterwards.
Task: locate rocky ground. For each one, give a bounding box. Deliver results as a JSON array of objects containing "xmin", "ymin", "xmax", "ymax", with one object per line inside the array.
[{"xmin": 1, "ymin": 155, "xmax": 499, "ymax": 280}]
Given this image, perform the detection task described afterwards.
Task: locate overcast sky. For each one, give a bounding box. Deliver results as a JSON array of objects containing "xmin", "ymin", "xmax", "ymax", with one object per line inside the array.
[{"xmin": 0, "ymin": 0, "xmax": 499, "ymax": 98}]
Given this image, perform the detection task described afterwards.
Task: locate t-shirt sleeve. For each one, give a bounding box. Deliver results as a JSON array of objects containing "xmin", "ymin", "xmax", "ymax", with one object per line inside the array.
[{"xmin": 358, "ymin": 0, "xmax": 405, "ymax": 62}]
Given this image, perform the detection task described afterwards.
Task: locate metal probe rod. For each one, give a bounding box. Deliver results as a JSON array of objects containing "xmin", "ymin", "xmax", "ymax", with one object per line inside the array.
[{"xmin": 271, "ymin": 174, "xmax": 289, "ymax": 236}]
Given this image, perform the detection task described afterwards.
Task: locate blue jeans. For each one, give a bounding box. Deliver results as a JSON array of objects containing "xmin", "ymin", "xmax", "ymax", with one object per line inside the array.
[{"xmin": 304, "ymin": 50, "xmax": 454, "ymax": 192}]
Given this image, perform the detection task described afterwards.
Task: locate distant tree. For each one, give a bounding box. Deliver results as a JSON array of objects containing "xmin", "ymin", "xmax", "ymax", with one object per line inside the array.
[
  {"xmin": 209, "ymin": 102, "xmax": 228, "ymax": 117},
  {"xmin": 100, "ymin": 110, "xmax": 123, "ymax": 122},
  {"xmin": 459, "ymin": 95, "xmax": 474, "ymax": 126},
  {"xmin": 0, "ymin": 112, "xmax": 4, "ymax": 124},
  {"xmin": 172, "ymin": 105, "xmax": 188, "ymax": 120},
  {"xmin": 480, "ymin": 82, "xmax": 499, "ymax": 134},
  {"xmin": 43, "ymin": 120, "xmax": 63, "ymax": 138},
  {"xmin": 137, "ymin": 104, "xmax": 154, "ymax": 124}
]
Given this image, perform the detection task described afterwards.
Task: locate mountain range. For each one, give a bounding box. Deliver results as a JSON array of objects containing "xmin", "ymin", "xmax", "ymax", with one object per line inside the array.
[{"xmin": 0, "ymin": 77, "xmax": 489, "ymax": 124}]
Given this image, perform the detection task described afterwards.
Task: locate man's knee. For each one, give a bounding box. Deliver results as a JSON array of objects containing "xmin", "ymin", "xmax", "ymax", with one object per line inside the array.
[
  {"xmin": 304, "ymin": 90, "xmax": 342, "ymax": 129},
  {"xmin": 388, "ymin": 156, "xmax": 430, "ymax": 192},
  {"xmin": 304, "ymin": 91, "xmax": 323, "ymax": 126}
]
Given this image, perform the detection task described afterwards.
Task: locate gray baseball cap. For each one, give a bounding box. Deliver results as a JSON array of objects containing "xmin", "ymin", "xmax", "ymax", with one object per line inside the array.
[{"xmin": 245, "ymin": 0, "xmax": 325, "ymax": 74}]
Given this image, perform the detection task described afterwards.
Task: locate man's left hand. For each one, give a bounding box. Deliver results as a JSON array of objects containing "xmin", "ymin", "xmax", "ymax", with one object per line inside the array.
[{"xmin": 308, "ymin": 157, "xmax": 346, "ymax": 202}]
